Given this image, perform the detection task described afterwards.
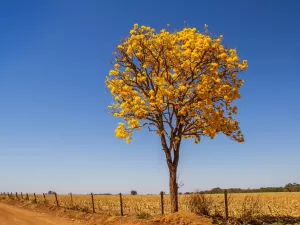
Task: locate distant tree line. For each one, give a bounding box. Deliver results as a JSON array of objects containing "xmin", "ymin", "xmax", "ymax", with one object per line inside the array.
[
  {"xmin": 183, "ymin": 183, "xmax": 300, "ymax": 195},
  {"xmin": 46, "ymin": 183, "xmax": 300, "ymax": 196}
]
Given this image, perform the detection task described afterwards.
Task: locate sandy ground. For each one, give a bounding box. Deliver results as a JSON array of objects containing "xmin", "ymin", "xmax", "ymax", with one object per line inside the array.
[
  {"xmin": 0, "ymin": 199, "xmax": 212, "ymax": 225},
  {"xmin": 0, "ymin": 203, "xmax": 84, "ymax": 225}
]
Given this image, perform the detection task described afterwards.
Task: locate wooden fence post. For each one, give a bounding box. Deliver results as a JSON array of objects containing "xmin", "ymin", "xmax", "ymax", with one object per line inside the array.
[
  {"xmin": 70, "ymin": 193, "xmax": 73, "ymax": 205},
  {"xmin": 26, "ymin": 193, "xmax": 29, "ymax": 201},
  {"xmin": 54, "ymin": 193, "xmax": 59, "ymax": 207},
  {"xmin": 11, "ymin": 192, "xmax": 13, "ymax": 199},
  {"xmin": 160, "ymin": 191, "xmax": 164, "ymax": 215},
  {"xmin": 34, "ymin": 193, "xmax": 37, "ymax": 203},
  {"xmin": 119, "ymin": 193, "xmax": 123, "ymax": 216},
  {"xmin": 15, "ymin": 192, "xmax": 18, "ymax": 199},
  {"xmin": 7, "ymin": 192, "xmax": 9, "ymax": 198},
  {"xmin": 21, "ymin": 192, "xmax": 23, "ymax": 199},
  {"xmin": 43, "ymin": 193, "xmax": 46, "ymax": 203},
  {"xmin": 91, "ymin": 193, "xmax": 95, "ymax": 213},
  {"xmin": 224, "ymin": 189, "xmax": 229, "ymax": 220}
]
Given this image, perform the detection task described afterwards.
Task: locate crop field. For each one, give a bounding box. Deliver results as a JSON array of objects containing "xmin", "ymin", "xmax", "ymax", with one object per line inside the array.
[{"xmin": 25, "ymin": 192, "xmax": 300, "ymax": 219}]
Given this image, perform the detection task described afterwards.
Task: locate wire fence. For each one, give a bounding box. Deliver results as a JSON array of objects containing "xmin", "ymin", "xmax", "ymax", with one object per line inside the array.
[{"xmin": 0, "ymin": 190, "xmax": 229, "ymax": 218}]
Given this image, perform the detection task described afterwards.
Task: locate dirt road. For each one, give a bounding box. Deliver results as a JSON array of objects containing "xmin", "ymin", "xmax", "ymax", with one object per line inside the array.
[{"xmin": 0, "ymin": 203, "xmax": 83, "ymax": 225}]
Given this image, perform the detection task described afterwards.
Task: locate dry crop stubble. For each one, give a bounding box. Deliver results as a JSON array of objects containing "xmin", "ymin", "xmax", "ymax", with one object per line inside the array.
[{"xmin": 29, "ymin": 192, "xmax": 300, "ymax": 218}]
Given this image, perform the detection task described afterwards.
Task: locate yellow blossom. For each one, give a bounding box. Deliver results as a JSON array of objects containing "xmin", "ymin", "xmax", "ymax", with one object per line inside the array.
[{"xmin": 106, "ymin": 23, "xmax": 247, "ymax": 146}]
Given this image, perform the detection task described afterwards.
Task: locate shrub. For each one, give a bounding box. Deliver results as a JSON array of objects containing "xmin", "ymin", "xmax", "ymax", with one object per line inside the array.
[
  {"xmin": 136, "ymin": 211, "xmax": 152, "ymax": 219},
  {"xmin": 238, "ymin": 195, "xmax": 262, "ymax": 223},
  {"xmin": 186, "ymin": 192, "xmax": 214, "ymax": 216}
]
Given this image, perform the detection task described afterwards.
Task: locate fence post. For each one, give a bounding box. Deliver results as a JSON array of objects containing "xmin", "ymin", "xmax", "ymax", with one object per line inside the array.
[
  {"xmin": 224, "ymin": 189, "xmax": 229, "ymax": 220},
  {"xmin": 91, "ymin": 193, "xmax": 95, "ymax": 213},
  {"xmin": 15, "ymin": 192, "xmax": 18, "ymax": 199},
  {"xmin": 160, "ymin": 191, "xmax": 164, "ymax": 215},
  {"xmin": 34, "ymin": 193, "xmax": 37, "ymax": 203},
  {"xmin": 70, "ymin": 193, "xmax": 73, "ymax": 205},
  {"xmin": 119, "ymin": 193, "xmax": 123, "ymax": 216},
  {"xmin": 26, "ymin": 193, "xmax": 29, "ymax": 201},
  {"xmin": 43, "ymin": 193, "xmax": 46, "ymax": 203},
  {"xmin": 21, "ymin": 192, "xmax": 23, "ymax": 199},
  {"xmin": 7, "ymin": 192, "xmax": 9, "ymax": 198},
  {"xmin": 54, "ymin": 193, "xmax": 59, "ymax": 207},
  {"xmin": 11, "ymin": 192, "xmax": 13, "ymax": 199}
]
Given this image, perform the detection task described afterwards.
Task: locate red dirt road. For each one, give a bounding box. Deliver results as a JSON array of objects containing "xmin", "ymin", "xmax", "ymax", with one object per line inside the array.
[{"xmin": 0, "ymin": 203, "xmax": 83, "ymax": 225}]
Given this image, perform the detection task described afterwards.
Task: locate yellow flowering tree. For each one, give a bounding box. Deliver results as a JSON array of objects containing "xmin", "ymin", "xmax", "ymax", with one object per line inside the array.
[{"xmin": 106, "ymin": 24, "xmax": 247, "ymax": 213}]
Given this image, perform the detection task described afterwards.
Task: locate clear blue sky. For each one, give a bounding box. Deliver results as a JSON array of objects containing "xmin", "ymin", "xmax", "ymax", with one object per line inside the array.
[{"xmin": 0, "ymin": 0, "xmax": 299, "ymax": 195}]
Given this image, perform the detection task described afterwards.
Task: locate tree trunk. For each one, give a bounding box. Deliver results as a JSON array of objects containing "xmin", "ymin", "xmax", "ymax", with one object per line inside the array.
[
  {"xmin": 169, "ymin": 166, "xmax": 178, "ymax": 213},
  {"xmin": 159, "ymin": 129, "xmax": 181, "ymax": 213}
]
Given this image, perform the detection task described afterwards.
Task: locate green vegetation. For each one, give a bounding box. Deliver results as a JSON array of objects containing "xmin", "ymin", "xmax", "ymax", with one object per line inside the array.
[{"xmin": 184, "ymin": 183, "xmax": 300, "ymax": 194}]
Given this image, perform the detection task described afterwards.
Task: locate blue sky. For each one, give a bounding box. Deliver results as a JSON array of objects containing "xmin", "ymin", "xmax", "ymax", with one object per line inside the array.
[{"xmin": 0, "ymin": 0, "xmax": 299, "ymax": 195}]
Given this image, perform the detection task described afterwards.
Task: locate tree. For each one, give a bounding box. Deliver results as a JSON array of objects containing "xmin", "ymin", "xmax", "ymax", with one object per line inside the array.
[
  {"xmin": 131, "ymin": 190, "xmax": 138, "ymax": 195},
  {"xmin": 106, "ymin": 24, "xmax": 247, "ymax": 213},
  {"xmin": 284, "ymin": 183, "xmax": 300, "ymax": 192}
]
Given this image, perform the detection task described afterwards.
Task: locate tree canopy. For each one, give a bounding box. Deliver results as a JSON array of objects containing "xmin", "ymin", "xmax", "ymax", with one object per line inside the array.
[
  {"xmin": 131, "ymin": 190, "xmax": 138, "ymax": 195},
  {"xmin": 106, "ymin": 24, "xmax": 247, "ymax": 146}
]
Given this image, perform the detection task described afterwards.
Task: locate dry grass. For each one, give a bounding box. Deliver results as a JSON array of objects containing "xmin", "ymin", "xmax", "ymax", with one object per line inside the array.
[{"xmin": 17, "ymin": 192, "xmax": 300, "ymax": 219}]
